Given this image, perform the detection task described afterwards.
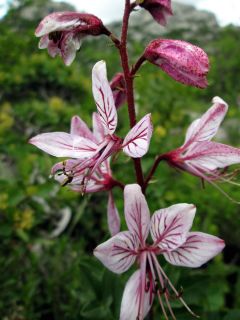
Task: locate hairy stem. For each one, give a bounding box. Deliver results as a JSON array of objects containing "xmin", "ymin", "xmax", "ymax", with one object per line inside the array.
[{"xmin": 119, "ymin": 0, "xmax": 145, "ymax": 190}]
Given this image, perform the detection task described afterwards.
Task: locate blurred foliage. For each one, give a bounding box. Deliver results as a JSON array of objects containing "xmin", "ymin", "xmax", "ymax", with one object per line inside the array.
[{"xmin": 0, "ymin": 0, "xmax": 240, "ymax": 319}]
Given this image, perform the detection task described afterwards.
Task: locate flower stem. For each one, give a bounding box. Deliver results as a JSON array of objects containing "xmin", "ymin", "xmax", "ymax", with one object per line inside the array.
[
  {"xmin": 143, "ymin": 155, "xmax": 165, "ymax": 192},
  {"xmin": 119, "ymin": 0, "xmax": 145, "ymax": 190}
]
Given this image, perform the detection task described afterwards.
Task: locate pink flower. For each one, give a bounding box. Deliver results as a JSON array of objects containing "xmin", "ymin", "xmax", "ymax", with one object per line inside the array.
[
  {"xmin": 162, "ymin": 97, "xmax": 240, "ymax": 198},
  {"xmin": 29, "ymin": 60, "xmax": 153, "ymax": 187},
  {"xmin": 144, "ymin": 39, "xmax": 209, "ymax": 88},
  {"xmin": 94, "ymin": 184, "xmax": 225, "ymax": 320},
  {"xmin": 139, "ymin": 0, "xmax": 173, "ymax": 26},
  {"xmin": 110, "ymin": 73, "xmax": 127, "ymax": 109},
  {"xmin": 35, "ymin": 12, "xmax": 109, "ymax": 65}
]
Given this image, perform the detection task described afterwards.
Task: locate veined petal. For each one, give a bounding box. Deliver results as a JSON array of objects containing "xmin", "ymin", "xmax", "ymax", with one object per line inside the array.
[
  {"xmin": 164, "ymin": 232, "xmax": 225, "ymax": 268},
  {"xmin": 39, "ymin": 35, "xmax": 49, "ymax": 49},
  {"xmin": 150, "ymin": 204, "xmax": 196, "ymax": 251},
  {"xmin": 94, "ymin": 231, "xmax": 139, "ymax": 274},
  {"xmin": 108, "ymin": 191, "xmax": 121, "ymax": 236},
  {"xmin": 35, "ymin": 12, "xmax": 88, "ymax": 37},
  {"xmin": 92, "ymin": 112, "xmax": 107, "ymax": 142},
  {"xmin": 61, "ymin": 32, "xmax": 82, "ymax": 66},
  {"xmin": 124, "ymin": 184, "xmax": 150, "ymax": 245},
  {"xmin": 47, "ymin": 41, "xmax": 61, "ymax": 58},
  {"xmin": 122, "ymin": 114, "xmax": 153, "ymax": 158},
  {"xmin": 120, "ymin": 269, "xmax": 152, "ymax": 320},
  {"xmin": 70, "ymin": 115, "xmax": 94, "ymax": 140},
  {"xmin": 184, "ymin": 141, "xmax": 240, "ymax": 170},
  {"xmin": 92, "ymin": 61, "xmax": 117, "ymax": 135},
  {"xmin": 29, "ymin": 132, "xmax": 98, "ymax": 158},
  {"xmin": 184, "ymin": 97, "xmax": 228, "ymax": 146}
]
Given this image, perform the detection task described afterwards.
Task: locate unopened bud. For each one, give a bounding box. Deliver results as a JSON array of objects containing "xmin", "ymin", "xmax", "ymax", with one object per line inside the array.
[{"xmin": 144, "ymin": 39, "xmax": 209, "ymax": 88}]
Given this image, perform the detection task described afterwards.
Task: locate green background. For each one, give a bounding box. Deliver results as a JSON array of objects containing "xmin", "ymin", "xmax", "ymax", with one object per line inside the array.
[{"xmin": 0, "ymin": 0, "xmax": 240, "ymax": 319}]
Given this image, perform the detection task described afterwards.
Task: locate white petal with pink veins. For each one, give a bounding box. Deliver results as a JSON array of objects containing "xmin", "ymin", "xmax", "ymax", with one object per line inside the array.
[
  {"xmin": 35, "ymin": 12, "xmax": 85, "ymax": 37},
  {"xmin": 185, "ymin": 141, "xmax": 240, "ymax": 171},
  {"xmin": 92, "ymin": 61, "xmax": 117, "ymax": 135},
  {"xmin": 183, "ymin": 97, "xmax": 228, "ymax": 146},
  {"xmin": 122, "ymin": 114, "xmax": 153, "ymax": 158},
  {"xmin": 38, "ymin": 35, "xmax": 49, "ymax": 49},
  {"xmin": 107, "ymin": 191, "xmax": 121, "ymax": 236},
  {"xmin": 92, "ymin": 112, "xmax": 107, "ymax": 142},
  {"xmin": 94, "ymin": 231, "xmax": 139, "ymax": 274},
  {"xmin": 164, "ymin": 232, "xmax": 225, "ymax": 268},
  {"xmin": 29, "ymin": 132, "xmax": 98, "ymax": 158},
  {"xmin": 47, "ymin": 41, "xmax": 61, "ymax": 58},
  {"xmin": 120, "ymin": 269, "xmax": 152, "ymax": 320},
  {"xmin": 124, "ymin": 184, "xmax": 150, "ymax": 245},
  {"xmin": 70, "ymin": 115, "xmax": 94, "ymax": 140},
  {"xmin": 61, "ymin": 33, "xmax": 82, "ymax": 66},
  {"xmin": 150, "ymin": 203, "xmax": 196, "ymax": 251}
]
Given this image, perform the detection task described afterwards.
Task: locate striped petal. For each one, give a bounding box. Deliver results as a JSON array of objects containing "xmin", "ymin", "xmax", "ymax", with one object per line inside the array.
[
  {"xmin": 184, "ymin": 141, "xmax": 240, "ymax": 171},
  {"xmin": 94, "ymin": 231, "xmax": 139, "ymax": 274},
  {"xmin": 92, "ymin": 61, "xmax": 117, "ymax": 135},
  {"xmin": 70, "ymin": 115, "xmax": 94, "ymax": 140},
  {"xmin": 107, "ymin": 191, "xmax": 121, "ymax": 236},
  {"xmin": 120, "ymin": 269, "xmax": 152, "ymax": 320},
  {"xmin": 61, "ymin": 32, "xmax": 82, "ymax": 66},
  {"xmin": 29, "ymin": 132, "xmax": 98, "ymax": 158},
  {"xmin": 124, "ymin": 184, "xmax": 150, "ymax": 245},
  {"xmin": 92, "ymin": 112, "xmax": 107, "ymax": 142},
  {"xmin": 164, "ymin": 232, "xmax": 225, "ymax": 268},
  {"xmin": 35, "ymin": 12, "xmax": 88, "ymax": 37},
  {"xmin": 150, "ymin": 204, "xmax": 196, "ymax": 251},
  {"xmin": 122, "ymin": 114, "xmax": 153, "ymax": 158},
  {"xmin": 184, "ymin": 97, "xmax": 228, "ymax": 146}
]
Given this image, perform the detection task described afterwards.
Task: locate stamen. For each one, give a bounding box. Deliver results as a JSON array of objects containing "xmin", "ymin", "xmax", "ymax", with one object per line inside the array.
[
  {"xmin": 151, "ymin": 253, "xmax": 199, "ymax": 318},
  {"xmin": 147, "ymin": 253, "xmax": 169, "ymax": 320},
  {"xmin": 187, "ymin": 163, "xmax": 240, "ymax": 204}
]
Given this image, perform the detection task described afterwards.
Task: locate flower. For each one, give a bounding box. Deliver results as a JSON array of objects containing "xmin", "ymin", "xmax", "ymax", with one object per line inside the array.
[
  {"xmin": 51, "ymin": 115, "xmax": 121, "ymax": 236},
  {"xmin": 144, "ymin": 39, "xmax": 209, "ymax": 88},
  {"xmin": 94, "ymin": 184, "xmax": 225, "ymax": 320},
  {"xmin": 139, "ymin": 0, "xmax": 173, "ymax": 26},
  {"xmin": 161, "ymin": 97, "xmax": 240, "ymax": 199},
  {"xmin": 29, "ymin": 60, "xmax": 153, "ymax": 189},
  {"xmin": 35, "ymin": 12, "xmax": 110, "ymax": 65},
  {"xmin": 110, "ymin": 73, "xmax": 127, "ymax": 109}
]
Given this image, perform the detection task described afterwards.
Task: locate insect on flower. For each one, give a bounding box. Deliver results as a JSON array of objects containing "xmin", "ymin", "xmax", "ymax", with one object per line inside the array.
[{"xmin": 94, "ymin": 184, "xmax": 225, "ymax": 320}]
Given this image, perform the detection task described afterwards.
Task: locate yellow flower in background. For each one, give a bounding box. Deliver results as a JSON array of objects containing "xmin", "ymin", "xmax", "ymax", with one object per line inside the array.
[
  {"xmin": 0, "ymin": 102, "xmax": 14, "ymax": 136},
  {"xmin": 155, "ymin": 125, "xmax": 166, "ymax": 138},
  {"xmin": 14, "ymin": 208, "xmax": 34, "ymax": 231},
  {"xmin": 0, "ymin": 193, "xmax": 8, "ymax": 210},
  {"xmin": 49, "ymin": 96, "xmax": 65, "ymax": 112}
]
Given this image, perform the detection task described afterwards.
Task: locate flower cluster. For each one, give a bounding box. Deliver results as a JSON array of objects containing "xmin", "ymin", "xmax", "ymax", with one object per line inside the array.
[{"xmin": 29, "ymin": 0, "xmax": 239, "ymax": 319}]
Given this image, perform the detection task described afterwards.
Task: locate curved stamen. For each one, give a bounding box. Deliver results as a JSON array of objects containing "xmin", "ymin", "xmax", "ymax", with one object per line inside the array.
[
  {"xmin": 147, "ymin": 253, "xmax": 169, "ymax": 320},
  {"xmin": 151, "ymin": 253, "xmax": 199, "ymax": 318}
]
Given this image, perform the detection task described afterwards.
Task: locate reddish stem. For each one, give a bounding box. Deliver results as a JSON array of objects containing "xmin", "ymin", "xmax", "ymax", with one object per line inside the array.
[
  {"xmin": 131, "ymin": 54, "xmax": 146, "ymax": 76},
  {"xmin": 119, "ymin": 0, "xmax": 145, "ymax": 190},
  {"xmin": 143, "ymin": 155, "xmax": 165, "ymax": 192},
  {"xmin": 111, "ymin": 178, "xmax": 125, "ymax": 190}
]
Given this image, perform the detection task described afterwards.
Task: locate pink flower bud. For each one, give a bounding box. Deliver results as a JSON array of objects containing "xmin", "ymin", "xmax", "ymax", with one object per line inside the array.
[
  {"xmin": 35, "ymin": 12, "xmax": 109, "ymax": 65},
  {"xmin": 110, "ymin": 73, "xmax": 127, "ymax": 109},
  {"xmin": 139, "ymin": 0, "xmax": 173, "ymax": 26},
  {"xmin": 144, "ymin": 39, "xmax": 209, "ymax": 88}
]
